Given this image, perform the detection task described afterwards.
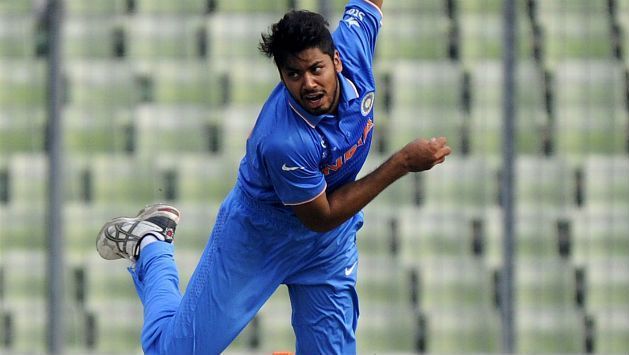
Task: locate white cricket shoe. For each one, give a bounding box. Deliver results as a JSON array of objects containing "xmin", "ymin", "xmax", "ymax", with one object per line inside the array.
[{"xmin": 96, "ymin": 203, "xmax": 180, "ymax": 262}]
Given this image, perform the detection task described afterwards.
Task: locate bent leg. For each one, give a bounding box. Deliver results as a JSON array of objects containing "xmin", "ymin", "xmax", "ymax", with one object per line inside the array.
[{"xmin": 132, "ymin": 197, "xmax": 288, "ymax": 354}]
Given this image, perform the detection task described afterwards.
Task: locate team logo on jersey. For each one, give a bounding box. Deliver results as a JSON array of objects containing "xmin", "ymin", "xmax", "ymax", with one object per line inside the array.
[{"xmin": 361, "ymin": 92, "xmax": 375, "ymax": 116}]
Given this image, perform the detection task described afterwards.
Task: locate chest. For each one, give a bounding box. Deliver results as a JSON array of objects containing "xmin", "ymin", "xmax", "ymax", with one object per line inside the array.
[{"xmin": 316, "ymin": 97, "xmax": 375, "ymax": 177}]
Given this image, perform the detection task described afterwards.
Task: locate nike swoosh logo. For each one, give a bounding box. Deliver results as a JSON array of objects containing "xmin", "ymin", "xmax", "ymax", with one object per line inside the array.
[
  {"xmin": 282, "ymin": 164, "xmax": 304, "ymax": 172},
  {"xmin": 345, "ymin": 262, "xmax": 357, "ymax": 276}
]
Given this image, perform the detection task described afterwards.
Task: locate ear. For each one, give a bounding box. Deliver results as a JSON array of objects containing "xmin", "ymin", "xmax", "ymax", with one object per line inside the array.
[{"xmin": 333, "ymin": 50, "xmax": 343, "ymax": 73}]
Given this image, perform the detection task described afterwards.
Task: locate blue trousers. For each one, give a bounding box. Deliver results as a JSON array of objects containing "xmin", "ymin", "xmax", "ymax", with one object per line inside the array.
[{"xmin": 129, "ymin": 186, "xmax": 362, "ymax": 354}]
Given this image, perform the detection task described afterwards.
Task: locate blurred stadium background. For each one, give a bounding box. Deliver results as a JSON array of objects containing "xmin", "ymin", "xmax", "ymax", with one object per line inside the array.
[{"xmin": 1, "ymin": 0, "xmax": 628, "ymax": 354}]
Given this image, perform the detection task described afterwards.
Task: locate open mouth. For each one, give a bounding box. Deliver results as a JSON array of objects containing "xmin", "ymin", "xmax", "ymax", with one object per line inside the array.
[{"xmin": 303, "ymin": 92, "xmax": 325, "ymax": 107}]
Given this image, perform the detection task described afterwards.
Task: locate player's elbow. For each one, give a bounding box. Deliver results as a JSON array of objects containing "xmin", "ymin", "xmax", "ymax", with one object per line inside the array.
[
  {"xmin": 295, "ymin": 212, "xmax": 342, "ymax": 233},
  {"xmin": 300, "ymin": 218, "xmax": 337, "ymax": 233}
]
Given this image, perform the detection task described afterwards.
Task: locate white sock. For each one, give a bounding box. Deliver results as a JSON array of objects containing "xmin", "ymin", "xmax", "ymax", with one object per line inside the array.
[{"xmin": 139, "ymin": 234, "xmax": 159, "ymax": 250}]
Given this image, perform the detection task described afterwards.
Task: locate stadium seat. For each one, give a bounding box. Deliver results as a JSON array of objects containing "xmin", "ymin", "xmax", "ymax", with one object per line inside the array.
[
  {"xmin": 128, "ymin": 16, "xmax": 207, "ymax": 60},
  {"xmin": 513, "ymin": 63, "xmax": 549, "ymax": 155},
  {"xmin": 555, "ymin": 62, "xmax": 626, "ymax": 155},
  {"xmin": 89, "ymin": 301, "xmax": 143, "ymax": 354},
  {"xmin": 460, "ymin": 9, "xmax": 502, "ymax": 62},
  {"xmin": 146, "ymin": 61, "xmax": 226, "ymax": 106},
  {"xmin": 620, "ymin": 1, "xmax": 629, "ymax": 65},
  {"xmin": 356, "ymin": 303, "xmax": 416, "ymax": 353},
  {"xmin": 468, "ymin": 61, "xmax": 502, "ymax": 155},
  {"xmin": 0, "ymin": 108, "xmax": 46, "ymax": 153},
  {"xmin": 0, "ymin": 204, "xmax": 46, "ymax": 250},
  {"xmin": 584, "ymin": 258, "xmax": 629, "ymax": 312},
  {"xmin": 221, "ymin": 60, "xmax": 279, "ymax": 106},
  {"xmin": 134, "ymin": 0, "xmax": 210, "ymax": 15},
  {"xmin": 64, "ymin": 60, "xmax": 137, "ymax": 108},
  {"xmin": 572, "ymin": 207, "xmax": 629, "ymax": 263},
  {"xmin": 212, "ymin": 0, "xmax": 291, "ymax": 13},
  {"xmin": 169, "ymin": 154, "xmax": 237, "ymax": 204},
  {"xmin": 516, "ymin": 156, "xmax": 574, "ymax": 209},
  {"xmin": 65, "ymin": 0, "xmax": 128, "ymax": 15},
  {"xmin": 2, "ymin": 251, "xmax": 46, "ymax": 302},
  {"xmin": 388, "ymin": 62, "xmax": 464, "ymax": 151},
  {"xmin": 378, "ymin": 0, "xmax": 445, "ymax": 14},
  {"xmin": 516, "ymin": 307, "xmax": 585, "ymax": 353},
  {"xmin": 135, "ymin": 104, "xmax": 220, "ymax": 155},
  {"xmin": 516, "ymin": 259, "xmax": 577, "ymax": 308},
  {"xmin": 421, "ymin": 156, "xmax": 498, "ymax": 208},
  {"xmin": 64, "ymin": 106, "xmax": 134, "ymax": 154},
  {"xmin": 357, "ymin": 255, "xmax": 409, "ymax": 306},
  {"xmin": 594, "ymin": 308, "xmax": 629, "ymax": 353},
  {"xmin": 469, "ymin": 61, "xmax": 557, "ymax": 155},
  {"xmin": 582, "ymin": 156, "xmax": 629, "ymax": 209},
  {"xmin": 359, "ymin": 205, "xmax": 399, "ymax": 256},
  {"xmin": 425, "ymin": 308, "xmax": 500, "ymax": 353},
  {"xmin": 0, "ymin": 1, "xmax": 38, "ymax": 15},
  {"xmin": 63, "ymin": 17, "xmax": 126, "ymax": 59},
  {"xmin": 84, "ymin": 255, "xmax": 139, "ymax": 303},
  {"xmin": 90, "ymin": 155, "xmax": 159, "ymax": 204},
  {"xmin": 399, "ymin": 206, "xmax": 493, "ymax": 263},
  {"xmin": 206, "ymin": 13, "xmax": 280, "ymax": 62},
  {"xmin": 515, "ymin": 207, "xmax": 573, "ymax": 260},
  {"xmin": 6, "ymin": 154, "xmax": 47, "ymax": 205},
  {"xmin": 4, "ymin": 300, "xmax": 47, "ymax": 353},
  {"xmin": 413, "ymin": 257, "xmax": 495, "ymax": 309},
  {"xmin": 537, "ymin": 1, "xmax": 612, "ymax": 62},
  {"xmin": 0, "ymin": 15, "xmax": 37, "ymax": 58},
  {"xmin": 376, "ymin": 13, "xmax": 449, "ymax": 60},
  {"xmin": 219, "ymin": 106, "xmax": 259, "ymax": 158},
  {"xmin": 0, "ymin": 60, "xmax": 46, "ymax": 106}
]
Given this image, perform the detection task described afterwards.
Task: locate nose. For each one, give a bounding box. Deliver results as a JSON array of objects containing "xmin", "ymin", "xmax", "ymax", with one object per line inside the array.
[{"xmin": 303, "ymin": 72, "xmax": 317, "ymax": 90}]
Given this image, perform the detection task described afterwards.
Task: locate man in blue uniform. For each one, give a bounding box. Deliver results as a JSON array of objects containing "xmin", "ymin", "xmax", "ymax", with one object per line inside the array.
[{"xmin": 96, "ymin": 0, "xmax": 451, "ymax": 353}]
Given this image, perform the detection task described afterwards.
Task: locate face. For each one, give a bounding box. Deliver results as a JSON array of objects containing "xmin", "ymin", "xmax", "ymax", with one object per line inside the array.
[{"xmin": 280, "ymin": 47, "xmax": 343, "ymax": 115}]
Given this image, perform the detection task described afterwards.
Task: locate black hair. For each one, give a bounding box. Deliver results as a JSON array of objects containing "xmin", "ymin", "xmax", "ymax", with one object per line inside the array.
[{"xmin": 259, "ymin": 10, "xmax": 336, "ymax": 69}]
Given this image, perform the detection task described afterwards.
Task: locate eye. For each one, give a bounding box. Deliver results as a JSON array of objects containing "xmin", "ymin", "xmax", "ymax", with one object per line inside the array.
[
  {"xmin": 312, "ymin": 66, "xmax": 323, "ymax": 74},
  {"xmin": 286, "ymin": 71, "xmax": 300, "ymax": 80}
]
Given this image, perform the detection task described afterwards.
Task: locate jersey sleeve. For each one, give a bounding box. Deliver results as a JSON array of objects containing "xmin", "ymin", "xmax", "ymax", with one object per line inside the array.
[
  {"xmin": 333, "ymin": 0, "xmax": 383, "ymax": 70},
  {"xmin": 262, "ymin": 134, "xmax": 327, "ymax": 206}
]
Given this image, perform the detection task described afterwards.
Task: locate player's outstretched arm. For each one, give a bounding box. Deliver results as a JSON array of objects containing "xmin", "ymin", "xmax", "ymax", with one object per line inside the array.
[{"xmin": 293, "ymin": 137, "xmax": 451, "ymax": 232}]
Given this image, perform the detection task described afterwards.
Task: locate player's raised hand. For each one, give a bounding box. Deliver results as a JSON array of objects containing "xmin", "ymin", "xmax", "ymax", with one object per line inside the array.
[{"xmin": 399, "ymin": 136, "xmax": 451, "ymax": 172}]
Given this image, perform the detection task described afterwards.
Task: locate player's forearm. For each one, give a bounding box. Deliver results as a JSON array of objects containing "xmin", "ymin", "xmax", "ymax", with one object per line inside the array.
[
  {"xmin": 295, "ymin": 137, "xmax": 450, "ymax": 232},
  {"xmin": 312, "ymin": 152, "xmax": 408, "ymax": 232}
]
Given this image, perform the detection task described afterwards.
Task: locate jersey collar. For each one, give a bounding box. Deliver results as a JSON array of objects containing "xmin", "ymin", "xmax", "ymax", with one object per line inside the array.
[{"xmin": 287, "ymin": 73, "xmax": 360, "ymax": 128}]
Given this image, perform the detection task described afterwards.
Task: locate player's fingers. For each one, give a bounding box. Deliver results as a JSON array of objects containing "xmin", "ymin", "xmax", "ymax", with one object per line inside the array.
[{"xmin": 435, "ymin": 146, "xmax": 451, "ymax": 159}]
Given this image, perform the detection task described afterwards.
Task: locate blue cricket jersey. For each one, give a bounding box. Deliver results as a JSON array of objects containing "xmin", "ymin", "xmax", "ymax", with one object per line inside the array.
[{"xmin": 237, "ymin": 0, "xmax": 382, "ymax": 215}]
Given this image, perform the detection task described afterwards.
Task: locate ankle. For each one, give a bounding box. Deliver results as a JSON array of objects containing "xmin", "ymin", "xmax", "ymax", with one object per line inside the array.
[{"xmin": 139, "ymin": 234, "xmax": 160, "ymax": 250}]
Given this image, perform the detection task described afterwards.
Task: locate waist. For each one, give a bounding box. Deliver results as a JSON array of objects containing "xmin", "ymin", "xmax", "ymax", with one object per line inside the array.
[{"xmin": 231, "ymin": 182, "xmax": 305, "ymax": 230}]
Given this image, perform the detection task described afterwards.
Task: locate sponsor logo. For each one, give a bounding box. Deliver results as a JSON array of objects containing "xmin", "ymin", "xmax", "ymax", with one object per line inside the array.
[
  {"xmin": 281, "ymin": 164, "xmax": 304, "ymax": 172},
  {"xmin": 345, "ymin": 261, "xmax": 357, "ymax": 276},
  {"xmin": 361, "ymin": 92, "xmax": 375, "ymax": 116}
]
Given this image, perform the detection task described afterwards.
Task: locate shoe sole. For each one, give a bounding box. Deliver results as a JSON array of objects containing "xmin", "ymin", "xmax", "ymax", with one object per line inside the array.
[{"xmin": 137, "ymin": 203, "xmax": 181, "ymax": 224}]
